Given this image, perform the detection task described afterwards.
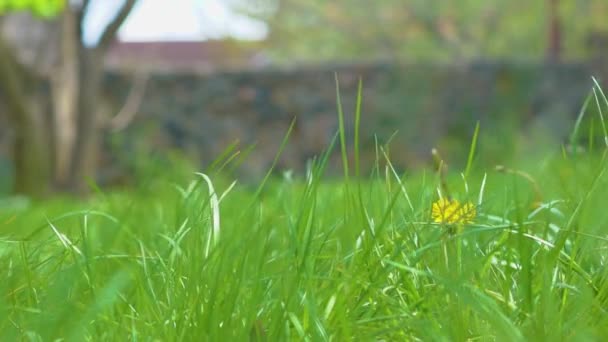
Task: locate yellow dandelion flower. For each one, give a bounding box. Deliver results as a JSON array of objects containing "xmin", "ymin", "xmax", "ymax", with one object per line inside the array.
[{"xmin": 431, "ymin": 198, "xmax": 476, "ymax": 224}]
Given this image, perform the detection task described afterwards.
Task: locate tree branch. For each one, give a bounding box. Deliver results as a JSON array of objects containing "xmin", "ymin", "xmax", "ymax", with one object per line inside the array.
[
  {"xmin": 81, "ymin": 0, "xmax": 92, "ymax": 14},
  {"xmin": 96, "ymin": 0, "xmax": 137, "ymax": 51},
  {"xmin": 76, "ymin": 0, "xmax": 92, "ymax": 41},
  {"xmin": 108, "ymin": 71, "xmax": 148, "ymax": 132}
]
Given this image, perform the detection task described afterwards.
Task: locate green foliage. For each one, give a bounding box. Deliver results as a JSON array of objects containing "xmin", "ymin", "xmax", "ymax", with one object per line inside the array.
[
  {"xmin": 0, "ymin": 0, "xmax": 65, "ymax": 17},
  {"xmin": 240, "ymin": 0, "xmax": 608, "ymax": 63}
]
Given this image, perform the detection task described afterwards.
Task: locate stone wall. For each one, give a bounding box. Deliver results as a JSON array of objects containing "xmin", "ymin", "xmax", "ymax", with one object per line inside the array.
[
  {"xmin": 1, "ymin": 61, "xmax": 603, "ymax": 186},
  {"xmin": 102, "ymin": 61, "xmax": 598, "ymax": 179}
]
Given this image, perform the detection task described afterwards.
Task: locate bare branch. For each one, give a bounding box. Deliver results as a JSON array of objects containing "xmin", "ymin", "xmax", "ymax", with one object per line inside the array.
[
  {"xmin": 96, "ymin": 0, "xmax": 137, "ymax": 51},
  {"xmin": 76, "ymin": 0, "xmax": 92, "ymax": 41},
  {"xmin": 81, "ymin": 0, "xmax": 92, "ymax": 13},
  {"xmin": 109, "ymin": 71, "xmax": 148, "ymax": 132}
]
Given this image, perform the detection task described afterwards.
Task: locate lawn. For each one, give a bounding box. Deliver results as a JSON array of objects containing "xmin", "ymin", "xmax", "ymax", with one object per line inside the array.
[{"xmin": 2, "ymin": 85, "xmax": 608, "ymax": 341}]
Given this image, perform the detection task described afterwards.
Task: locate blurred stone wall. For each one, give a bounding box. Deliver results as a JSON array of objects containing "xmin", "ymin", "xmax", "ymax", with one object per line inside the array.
[
  {"xmin": 1, "ymin": 61, "xmax": 602, "ymax": 185},
  {"xmin": 101, "ymin": 61, "xmax": 598, "ymax": 180}
]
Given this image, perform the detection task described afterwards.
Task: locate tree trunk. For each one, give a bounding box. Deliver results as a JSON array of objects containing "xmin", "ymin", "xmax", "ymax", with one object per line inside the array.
[
  {"xmin": 0, "ymin": 38, "xmax": 50, "ymax": 196},
  {"xmin": 67, "ymin": 0, "xmax": 137, "ymax": 193},
  {"xmin": 69, "ymin": 47, "xmax": 102, "ymax": 193},
  {"xmin": 1, "ymin": 1, "xmax": 137, "ymax": 195},
  {"xmin": 51, "ymin": 8, "xmax": 79, "ymax": 188}
]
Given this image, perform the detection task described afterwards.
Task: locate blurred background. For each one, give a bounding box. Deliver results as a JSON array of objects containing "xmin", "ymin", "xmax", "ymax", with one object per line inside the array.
[{"xmin": 0, "ymin": 0, "xmax": 607, "ymax": 196}]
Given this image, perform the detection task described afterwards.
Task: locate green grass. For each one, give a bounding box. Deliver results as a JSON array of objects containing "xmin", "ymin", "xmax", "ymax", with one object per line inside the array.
[{"xmin": 2, "ymin": 83, "xmax": 608, "ymax": 340}]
